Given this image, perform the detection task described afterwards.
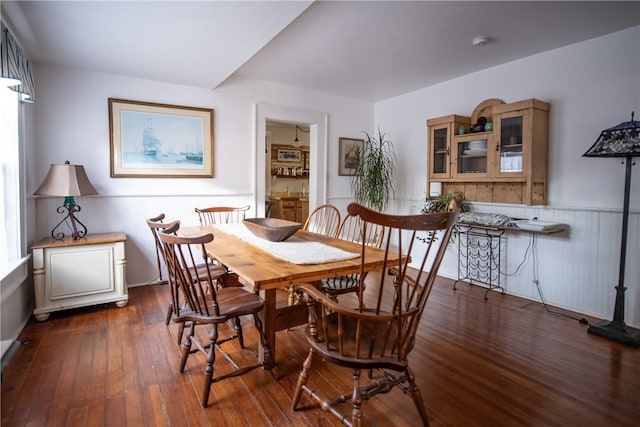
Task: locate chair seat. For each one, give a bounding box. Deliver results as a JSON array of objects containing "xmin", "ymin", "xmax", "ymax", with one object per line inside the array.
[
  {"xmin": 216, "ymin": 287, "xmax": 264, "ymax": 317},
  {"xmin": 173, "ymin": 287, "xmax": 264, "ymax": 324},
  {"xmin": 192, "ymin": 262, "xmax": 227, "ymax": 280},
  {"xmin": 320, "ymin": 274, "xmax": 361, "ymax": 296},
  {"xmin": 304, "ymin": 309, "xmax": 406, "ymax": 371},
  {"xmin": 316, "ymin": 212, "xmax": 384, "ymax": 300}
]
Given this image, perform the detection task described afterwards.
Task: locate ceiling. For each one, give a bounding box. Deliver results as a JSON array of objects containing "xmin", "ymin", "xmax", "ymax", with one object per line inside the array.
[{"xmin": 2, "ymin": 1, "xmax": 639, "ymax": 103}]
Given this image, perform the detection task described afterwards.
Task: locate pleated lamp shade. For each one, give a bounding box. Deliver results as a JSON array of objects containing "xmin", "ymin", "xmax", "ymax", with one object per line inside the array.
[{"xmin": 34, "ymin": 161, "xmax": 97, "ymax": 197}]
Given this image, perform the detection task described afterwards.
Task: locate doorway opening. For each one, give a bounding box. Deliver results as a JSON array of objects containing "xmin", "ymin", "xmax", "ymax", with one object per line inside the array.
[
  {"xmin": 265, "ymin": 120, "xmax": 310, "ymax": 200},
  {"xmin": 254, "ymin": 104, "xmax": 328, "ymax": 218},
  {"xmin": 265, "ymin": 120, "xmax": 310, "ymax": 222}
]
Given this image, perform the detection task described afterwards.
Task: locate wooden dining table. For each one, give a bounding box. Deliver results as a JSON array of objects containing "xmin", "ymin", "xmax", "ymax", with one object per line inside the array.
[{"xmin": 179, "ymin": 224, "xmax": 395, "ymax": 368}]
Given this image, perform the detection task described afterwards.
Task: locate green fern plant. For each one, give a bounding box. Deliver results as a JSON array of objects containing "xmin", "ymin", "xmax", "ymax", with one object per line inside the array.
[{"xmin": 350, "ymin": 129, "xmax": 395, "ymax": 212}]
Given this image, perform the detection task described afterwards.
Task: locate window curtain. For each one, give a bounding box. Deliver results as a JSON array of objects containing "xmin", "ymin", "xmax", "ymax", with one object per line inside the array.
[{"xmin": 1, "ymin": 20, "xmax": 35, "ymax": 103}]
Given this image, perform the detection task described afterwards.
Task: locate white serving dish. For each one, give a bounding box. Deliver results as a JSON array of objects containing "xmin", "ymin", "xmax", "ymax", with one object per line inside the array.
[
  {"xmin": 467, "ymin": 140, "xmax": 487, "ymax": 149},
  {"xmin": 513, "ymin": 220, "xmax": 563, "ymax": 232}
]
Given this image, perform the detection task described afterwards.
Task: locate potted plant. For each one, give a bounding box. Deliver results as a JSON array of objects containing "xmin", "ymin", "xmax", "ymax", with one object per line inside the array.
[
  {"xmin": 418, "ymin": 190, "xmax": 469, "ymax": 243},
  {"xmin": 420, "ymin": 190, "xmax": 470, "ymax": 214},
  {"xmin": 350, "ymin": 129, "xmax": 396, "ymax": 212}
]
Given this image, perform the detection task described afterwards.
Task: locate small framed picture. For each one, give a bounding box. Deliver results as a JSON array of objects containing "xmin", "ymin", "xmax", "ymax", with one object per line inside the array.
[
  {"xmin": 277, "ymin": 148, "xmax": 302, "ymax": 162},
  {"xmin": 339, "ymin": 137, "xmax": 364, "ymax": 176}
]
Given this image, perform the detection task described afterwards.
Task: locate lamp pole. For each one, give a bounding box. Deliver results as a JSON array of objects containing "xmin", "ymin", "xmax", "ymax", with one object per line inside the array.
[{"xmin": 587, "ymin": 155, "xmax": 640, "ymax": 346}]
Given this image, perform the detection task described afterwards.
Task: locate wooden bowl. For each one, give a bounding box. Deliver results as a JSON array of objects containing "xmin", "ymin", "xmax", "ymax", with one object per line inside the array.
[{"xmin": 243, "ymin": 218, "xmax": 302, "ymax": 242}]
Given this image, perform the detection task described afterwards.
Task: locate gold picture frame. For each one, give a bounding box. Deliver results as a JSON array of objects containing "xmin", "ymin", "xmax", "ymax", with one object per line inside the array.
[
  {"xmin": 338, "ymin": 137, "xmax": 364, "ymax": 176},
  {"xmin": 109, "ymin": 98, "xmax": 214, "ymax": 177}
]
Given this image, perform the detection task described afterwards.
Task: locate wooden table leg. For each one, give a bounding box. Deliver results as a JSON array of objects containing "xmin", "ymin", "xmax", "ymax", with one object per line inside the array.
[{"xmin": 259, "ymin": 288, "xmax": 277, "ymax": 368}]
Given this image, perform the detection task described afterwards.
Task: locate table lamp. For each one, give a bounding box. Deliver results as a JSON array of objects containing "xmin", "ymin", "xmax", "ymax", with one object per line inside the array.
[
  {"xmin": 583, "ymin": 112, "xmax": 640, "ymax": 347},
  {"xmin": 34, "ymin": 161, "xmax": 98, "ymax": 240}
]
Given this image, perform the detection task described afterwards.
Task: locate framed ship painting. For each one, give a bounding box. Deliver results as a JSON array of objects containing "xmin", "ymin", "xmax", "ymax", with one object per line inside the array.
[{"xmin": 109, "ymin": 98, "xmax": 214, "ymax": 177}]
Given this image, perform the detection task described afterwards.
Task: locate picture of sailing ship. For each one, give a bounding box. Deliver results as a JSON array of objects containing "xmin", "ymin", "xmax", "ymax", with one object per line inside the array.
[
  {"xmin": 142, "ymin": 119, "xmax": 162, "ymax": 156},
  {"xmin": 110, "ymin": 98, "xmax": 213, "ymax": 177},
  {"xmin": 121, "ymin": 113, "xmax": 205, "ymax": 166}
]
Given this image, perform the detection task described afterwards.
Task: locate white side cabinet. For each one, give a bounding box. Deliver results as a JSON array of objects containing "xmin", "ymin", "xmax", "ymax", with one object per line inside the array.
[{"xmin": 31, "ymin": 232, "xmax": 128, "ymax": 321}]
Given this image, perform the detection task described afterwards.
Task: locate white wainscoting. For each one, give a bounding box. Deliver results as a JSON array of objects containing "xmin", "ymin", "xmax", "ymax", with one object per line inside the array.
[
  {"xmin": 34, "ymin": 194, "xmax": 255, "ymax": 288},
  {"xmin": 333, "ymin": 197, "xmax": 640, "ymax": 328},
  {"xmin": 33, "ymin": 194, "xmax": 640, "ymax": 328}
]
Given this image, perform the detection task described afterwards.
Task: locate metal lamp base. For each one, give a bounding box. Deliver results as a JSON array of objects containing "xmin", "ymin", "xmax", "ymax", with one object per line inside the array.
[{"xmin": 588, "ymin": 319, "xmax": 640, "ymax": 347}]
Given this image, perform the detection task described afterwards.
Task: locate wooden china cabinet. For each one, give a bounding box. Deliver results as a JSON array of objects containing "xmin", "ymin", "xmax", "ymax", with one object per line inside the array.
[{"xmin": 427, "ymin": 98, "xmax": 550, "ymax": 205}]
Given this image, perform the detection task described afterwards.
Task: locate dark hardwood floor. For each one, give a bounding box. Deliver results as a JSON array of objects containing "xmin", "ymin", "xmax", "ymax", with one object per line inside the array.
[{"xmin": 2, "ymin": 275, "xmax": 639, "ymax": 426}]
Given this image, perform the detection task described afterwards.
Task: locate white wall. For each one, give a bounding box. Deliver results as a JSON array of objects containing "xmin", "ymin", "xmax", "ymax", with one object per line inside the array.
[
  {"xmin": 376, "ymin": 27, "xmax": 640, "ymax": 326},
  {"xmin": 30, "ymin": 65, "xmax": 372, "ymax": 286}
]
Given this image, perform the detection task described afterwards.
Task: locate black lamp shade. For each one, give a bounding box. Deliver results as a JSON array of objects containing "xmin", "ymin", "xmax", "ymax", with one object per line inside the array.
[{"xmin": 583, "ymin": 112, "xmax": 640, "ymax": 158}]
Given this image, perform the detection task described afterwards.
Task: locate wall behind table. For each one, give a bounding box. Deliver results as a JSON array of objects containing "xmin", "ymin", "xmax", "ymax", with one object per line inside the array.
[{"xmin": 30, "ymin": 66, "xmax": 372, "ymax": 286}]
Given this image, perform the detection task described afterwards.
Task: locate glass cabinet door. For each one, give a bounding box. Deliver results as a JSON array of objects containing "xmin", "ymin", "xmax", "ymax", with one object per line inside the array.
[
  {"xmin": 453, "ymin": 135, "xmax": 489, "ymax": 177},
  {"xmin": 498, "ymin": 115, "xmax": 523, "ymax": 173},
  {"xmin": 429, "ymin": 125, "xmax": 451, "ymax": 179}
]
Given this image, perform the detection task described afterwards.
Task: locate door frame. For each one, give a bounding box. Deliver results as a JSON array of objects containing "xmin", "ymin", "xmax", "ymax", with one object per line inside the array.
[{"xmin": 254, "ymin": 104, "xmax": 328, "ymax": 217}]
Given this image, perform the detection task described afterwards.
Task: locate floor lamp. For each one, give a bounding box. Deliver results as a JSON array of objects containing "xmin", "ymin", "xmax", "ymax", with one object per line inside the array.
[{"xmin": 583, "ymin": 112, "xmax": 640, "ymax": 347}]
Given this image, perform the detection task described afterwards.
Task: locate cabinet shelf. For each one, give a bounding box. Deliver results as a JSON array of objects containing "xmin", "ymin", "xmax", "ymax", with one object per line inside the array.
[
  {"xmin": 462, "ymin": 130, "xmax": 492, "ymax": 137},
  {"xmin": 273, "ymin": 174, "xmax": 309, "ymax": 179},
  {"xmin": 460, "ymin": 153, "xmax": 487, "ymax": 158}
]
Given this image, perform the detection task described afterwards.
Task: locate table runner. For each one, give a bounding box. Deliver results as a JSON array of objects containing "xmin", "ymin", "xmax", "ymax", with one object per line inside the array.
[{"xmin": 213, "ymin": 223, "xmax": 359, "ymax": 265}]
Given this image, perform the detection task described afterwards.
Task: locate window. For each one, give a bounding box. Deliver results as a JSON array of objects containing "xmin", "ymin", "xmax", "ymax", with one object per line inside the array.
[{"xmin": 0, "ymin": 85, "xmax": 21, "ymax": 273}]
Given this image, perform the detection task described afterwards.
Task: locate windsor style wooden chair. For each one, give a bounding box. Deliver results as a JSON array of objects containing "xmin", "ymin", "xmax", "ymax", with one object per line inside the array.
[
  {"xmin": 302, "ymin": 204, "xmax": 341, "ymax": 237},
  {"xmin": 159, "ymin": 224, "xmax": 272, "ymax": 407},
  {"xmin": 146, "ymin": 216, "xmax": 227, "ymax": 343},
  {"xmin": 194, "ymin": 205, "xmax": 252, "ymax": 341},
  {"xmin": 284, "ymin": 203, "xmax": 342, "ymax": 304},
  {"xmin": 291, "ymin": 202, "xmax": 459, "ymax": 426},
  {"xmin": 195, "ymin": 205, "xmax": 250, "ymax": 226},
  {"xmin": 146, "ymin": 213, "xmax": 169, "ymax": 286},
  {"xmin": 318, "ymin": 213, "xmax": 386, "ymax": 298}
]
